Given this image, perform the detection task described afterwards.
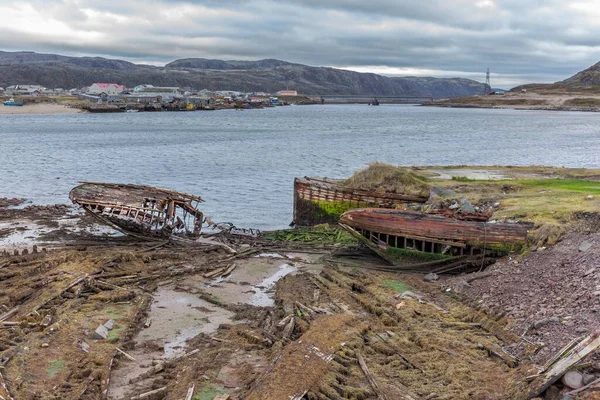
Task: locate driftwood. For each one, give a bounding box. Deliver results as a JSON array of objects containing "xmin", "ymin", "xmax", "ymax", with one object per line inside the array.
[
  {"xmin": 130, "ymin": 363, "xmax": 164, "ymax": 384},
  {"xmin": 0, "ymin": 307, "xmax": 19, "ymax": 322},
  {"xmin": 203, "ymin": 267, "xmax": 226, "ymax": 279},
  {"xmin": 129, "ymin": 386, "xmax": 167, "ymax": 400},
  {"xmin": 185, "ymin": 385, "xmax": 195, "ymax": 400},
  {"xmin": 102, "ymin": 352, "xmax": 117, "ymax": 399},
  {"xmin": 0, "ymin": 370, "xmax": 13, "ymax": 400},
  {"xmin": 221, "ymin": 263, "xmax": 237, "ymax": 277},
  {"xmin": 116, "ymin": 347, "xmax": 135, "ymax": 361},
  {"xmin": 356, "ymin": 352, "xmax": 386, "ymax": 400},
  {"xmin": 282, "ymin": 317, "xmax": 295, "ymax": 340},
  {"xmin": 464, "ymin": 271, "xmax": 495, "ymax": 283},
  {"xmin": 528, "ymin": 329, "xmax": 600, "ymax": 397}
]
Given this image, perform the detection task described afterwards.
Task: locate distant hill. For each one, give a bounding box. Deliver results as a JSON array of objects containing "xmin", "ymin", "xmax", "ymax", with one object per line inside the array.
[
  {"xmin": 560, "ymin": 61, "xmax": 600, "ymax": 86},
  {"xmin": 0, "ymin": 51, "xmax": 489, "ymax": 97},
  {"xmin": 510, "ymin": 61, "xmax": 600, "ymax": 93}
]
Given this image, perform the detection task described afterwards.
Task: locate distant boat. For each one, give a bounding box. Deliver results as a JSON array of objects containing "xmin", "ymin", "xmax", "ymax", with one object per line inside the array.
[
  {"xmin": 2, "ymin": 98, "xmax": 23, "ymax": 107},
  {"xmin": 125, "ymin": 109, "xmax": 139, "ymax": 113}
]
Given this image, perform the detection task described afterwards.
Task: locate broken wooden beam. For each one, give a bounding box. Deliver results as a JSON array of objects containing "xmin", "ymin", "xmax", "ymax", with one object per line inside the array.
[
  {"xmin": 129, "ymin": 386, "xmax": 167, "ymax": 400},
  {"xmin": 528, "ymin": 329, "xmax": 600, "ymax": 397}
]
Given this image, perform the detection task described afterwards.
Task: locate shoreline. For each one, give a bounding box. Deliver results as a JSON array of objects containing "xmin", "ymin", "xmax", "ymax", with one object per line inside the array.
[
  {"xmin": 0, "ymin": 103, "xmax": 88, "ymax": 115},
  {"xmin": 423, "ymin": 102, "xmax": 600, "ymax": 112}
]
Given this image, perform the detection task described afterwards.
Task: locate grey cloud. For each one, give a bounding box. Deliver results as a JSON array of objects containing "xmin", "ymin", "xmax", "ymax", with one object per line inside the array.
[{"xmin": 2, "ymin": 0, "xmax": 600, "ymax": 87}]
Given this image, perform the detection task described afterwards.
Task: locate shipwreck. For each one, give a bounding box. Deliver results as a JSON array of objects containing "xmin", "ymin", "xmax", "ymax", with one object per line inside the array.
[
  {"xmin": 339, "ymin": 208, "xmax": 529, "ymax": 267},
  {"xmin": 69, "ymin": 182, "xmax": 205, "ymax": 238},
  {"xmin": 293, "ymin": 177, "xmax": 428, "ymax": 226}
]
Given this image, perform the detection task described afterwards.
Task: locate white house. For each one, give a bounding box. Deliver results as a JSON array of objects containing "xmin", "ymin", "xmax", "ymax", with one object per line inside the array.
[
  {"xmin": 88, "ymin": 83, "xmax": 126, "ymax": 96},
  {"xmin": 6, "ymin": 85, "xmax": 46, "ymax": 96},
  {"xmin": 277, "ymin": 90, "xmax": 298, "ymax": 96},
  {"xmin": 122, "ymin": 87, "xmax": 185, "ymax": 103}
]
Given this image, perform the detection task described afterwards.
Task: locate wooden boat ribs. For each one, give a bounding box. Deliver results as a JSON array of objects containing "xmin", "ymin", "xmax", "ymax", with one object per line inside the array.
[
  {"xmin": 340, "ymin": 208, "xmax": 529, "ymax": 264},
  {"xmin": 293, "ymin": 177, "xmax": 428, "ymax": 226},
  {"xmin": 69, "ymin": 182, "xmax": 205, "ymax": 238}
]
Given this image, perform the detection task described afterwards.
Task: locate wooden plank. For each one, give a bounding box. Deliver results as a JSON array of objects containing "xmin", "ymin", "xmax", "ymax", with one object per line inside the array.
[
  {"xmin": 341, "ymin": 208, "xmax": 527, "ymax": 246},
  {"xmin": 528, "ymin": 329, "xmax": 600, "ymax": 397}
]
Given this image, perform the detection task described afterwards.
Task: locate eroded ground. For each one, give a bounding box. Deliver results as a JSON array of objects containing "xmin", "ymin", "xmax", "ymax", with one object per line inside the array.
[
  {"xmin": 0, "ymin": 214, "xmax": 537, "ymax": 400},
  {"xmin": 2, "ymin": 165, "xmax": 600, "ymax": 400}
]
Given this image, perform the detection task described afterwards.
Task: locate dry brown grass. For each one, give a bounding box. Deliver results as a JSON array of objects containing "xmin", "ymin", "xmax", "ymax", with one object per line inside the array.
[{"xmin": 344, "ymin": 162, "xmax": 430, "ymax": 197}]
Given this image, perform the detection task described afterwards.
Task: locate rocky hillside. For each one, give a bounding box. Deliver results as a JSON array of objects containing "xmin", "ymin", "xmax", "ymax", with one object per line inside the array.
[
  {"xmin": 510, "ymin": 61, "xmax": 600, "ymax": 93},
  {"xmin": 560, "ymin": 61, "xmax": 600, "ymax": 86},
  {"xmin": 0, "ymin": 51, "xmax": 488, "ymax": 97}
]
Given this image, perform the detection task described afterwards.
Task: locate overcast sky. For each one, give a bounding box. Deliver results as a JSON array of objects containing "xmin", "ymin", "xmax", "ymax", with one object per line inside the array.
[{"xmin": 1, "ymin": 0, "xmax": 600, "ymax": 88}]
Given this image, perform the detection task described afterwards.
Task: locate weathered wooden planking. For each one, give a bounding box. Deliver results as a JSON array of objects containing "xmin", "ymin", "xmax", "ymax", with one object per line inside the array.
[
  {"xmin": 340, "ymin": 208, "xmax": 528, "ymax": 246},
  {"xmin": 293, "ymin": 177, "xmax": 428, "ymax": 226}
]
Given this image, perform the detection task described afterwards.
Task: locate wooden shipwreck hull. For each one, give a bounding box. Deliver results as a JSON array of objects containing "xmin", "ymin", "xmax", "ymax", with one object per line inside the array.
[
  {"xmin": 69, "ymin": 182, "xmax": 204, "ymax": 238},
  {"xmin": 293, "ymin": 177, "xmax": 428, "ymax": 226},
  {"xmin": 340, "ymin": 208, "xmax": 529, "ymax": 264}
]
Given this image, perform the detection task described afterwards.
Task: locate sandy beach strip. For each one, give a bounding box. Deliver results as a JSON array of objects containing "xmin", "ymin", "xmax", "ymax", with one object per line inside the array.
[{"xmin": 0, "ymin": 103, "xmax": 87, "ymax": 115}]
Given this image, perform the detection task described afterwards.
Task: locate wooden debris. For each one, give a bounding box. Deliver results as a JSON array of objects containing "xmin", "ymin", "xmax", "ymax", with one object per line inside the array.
[
  {"xmin": 477, "ymin": 341, "xmax": 516, "ymax": 368},
  {"xmin": 0, "ymin": 307, "xmax": 19, "ymax": 322},
  {"xmin": 116, "ymin": 347, "xmax": 136, "ymax": 361},
  {"xmin": 203, "ymin": 267, "xmax": 226, "ymax": 279},
  {"xmin": 213, "ymin": 395, "xmax": 230, "ymax": 400},
  {"xmin": 356, "ymin": 351, "xmax": 386, "ymax": 400},
  {"xmin": 282, "ymin": 317, "xmax": 295, "ymax": 340},
  {"xmin": 129, "ymin": 386, "xmax": 167, "ymax": 400},
  {"xmin": 129, "ymin": 363, "xmax": 164, "ymax": 384},
  {"xmin": 185, "ymin": 385, "xmax": 195, "ymax": 400},
  {"xmin": 565, "ymin": 376, "xmax": 600, "ymax": 397},
  {"xmin": 528, "ymin": 329, "xmax": 600, "ymax": 397},
  {"xmin": 277, "ymin": 315, "xmax": 292, "ymax": 328},
  {"xmin": 221, "ymin": 263, "xmax": 237, "ymax": 277},
  {"xmin": 0, "ymin": 370, "xmax": 13, "ymax": 400}
]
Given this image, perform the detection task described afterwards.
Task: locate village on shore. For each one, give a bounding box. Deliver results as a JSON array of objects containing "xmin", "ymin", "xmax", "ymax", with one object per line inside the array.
[{"xmin": 0, "ymin": 83, "xmax": 320, "ymax": 113}]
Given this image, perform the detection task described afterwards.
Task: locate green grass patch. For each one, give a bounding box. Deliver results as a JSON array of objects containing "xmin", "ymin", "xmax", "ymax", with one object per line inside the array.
[
  {"xmin": 107, "ymin": 325, "xmax": 126, "ymax": 341},
  {"xmin": 263, "ymin": 226, "xmax": 357, "ymax": 245},
  {"xmin": 47, "ymin": 359, "xmax": 65, "ymax": 378},
  {"xmin": 451, "ymin": 176, "xmax": 477, "ymax": 182},
  {"xmin": 193, "ymin": 384, "xmax": 228, "ymax": 400},
  {"xmin": 383, "ymin": 280, "xmax": 410, "ymax": 293},
  {"xmin": 519, "ymin": 179, "xmax": 600, "ymax": 194},
  {"xmin": 312, "ymin": 199, "xmax": 368, "ymax": 221}
]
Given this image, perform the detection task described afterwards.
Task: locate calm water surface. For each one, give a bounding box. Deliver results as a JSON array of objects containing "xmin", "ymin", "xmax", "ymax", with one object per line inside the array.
[{"xmin": 1, "ymin": 105, "xmax": 599, "ymax": 229}]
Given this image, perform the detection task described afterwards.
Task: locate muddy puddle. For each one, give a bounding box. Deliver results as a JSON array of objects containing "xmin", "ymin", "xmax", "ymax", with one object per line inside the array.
[
  {"xmin": 0, "ymin": 213, "xmax": 119, "ymax": 253},
  {"xmin": 108, "ymin": 252, "xmax": 323, "ymax": 399},
  {"xmin": 199, "ymin": 253, "xmax": 322, "ymax": 306}
]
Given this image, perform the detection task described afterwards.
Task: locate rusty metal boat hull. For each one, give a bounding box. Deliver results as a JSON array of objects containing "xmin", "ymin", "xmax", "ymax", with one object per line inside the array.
[{"xmin": 69, "ymin": 182, "xmax": 204, "ymax": 238}]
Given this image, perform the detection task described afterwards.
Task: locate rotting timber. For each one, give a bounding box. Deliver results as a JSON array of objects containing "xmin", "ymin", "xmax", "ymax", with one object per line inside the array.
[
  {"xmin": 69, "ymin": 182, "xmax": 204, "ymax": 239},
  {"xmin": 293, "ymin": 177, "xmax": 428, "ymax": 226},
  {"xmin": 340, "ymin": 208, "xmax": 529, "ymax": 269}
]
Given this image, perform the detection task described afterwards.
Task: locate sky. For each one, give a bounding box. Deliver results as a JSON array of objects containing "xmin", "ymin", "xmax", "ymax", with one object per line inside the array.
[{"xmin": 1, "ymin": 0, "xmax": 600, "ymax": 88}]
